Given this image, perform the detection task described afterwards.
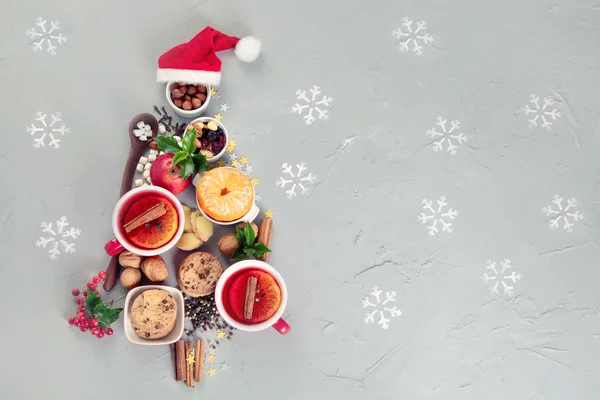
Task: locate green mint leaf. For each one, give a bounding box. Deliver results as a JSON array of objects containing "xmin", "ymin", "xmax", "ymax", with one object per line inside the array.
[
  {"xmin": 251, "ymin": 243, "xmax": 272, "ymax": 258},
  {"xmin": 231, "ymin": 247, "xmax": 246, "ymax": 261},
  {"xmin": 181, "ymin": 129, "xmax": 197, "ymax": 154},
  {"xmin": 154, "ymin": 136, "xmax": 181, "ymax": 154},
  {"xmin": 84, "ymin": 291, "xmax": 102, "ymax": 317},
  {"xmin": 191, "ymin": 153, "xmax": 208, "ymax": 173},
  {"xmin": 235, "ymin": 227, "xmax": 245, "ymax": 245},
  {"xmin": 172, "ymin": 151, "xmax": 188, "ymax": 166},
  {"xmin": 243, "ymin": 222, "xmax": 255, "ymax": 245},
  {"xmin": 179, "ymin": 157, "xmax": 195, "ymax": 180}
]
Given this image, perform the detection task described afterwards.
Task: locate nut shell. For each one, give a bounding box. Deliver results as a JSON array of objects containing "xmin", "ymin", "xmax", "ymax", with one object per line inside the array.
[
  {"xmin": 237, "ymin": 222, "xmax": 259, "ymax": 237},
  {"xmin": 119, "ymin": 251, "xmax": 143, "ymax": 269},
  {"xmin": 141, "ymin": 255, "xmax": 169, "ymax": 283},
  {"xmin": 120, "ymin": 268, "xmax": 142, "ymax": 290}
]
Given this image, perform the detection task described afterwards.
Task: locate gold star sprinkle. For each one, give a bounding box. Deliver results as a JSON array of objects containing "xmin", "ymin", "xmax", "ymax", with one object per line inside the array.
[
  {"xmin": 265, "ymin": 210, "xmax": 274, "ymax": 218},
  {"xmin": 214, "ymin": 113, "xmax": 223, "ymax": 121},
  {"xmin": 231, "ymin": 160, "xmax": 240, "ymax": 167},
  {"xmin": 208, "ymin": 353, "xmax": 216, "ymax": 363},
  {"xmin": 217, "ymin": 160, "xmax": 226, "ymax": 167},
  {"xmin": 240, "ymin": 156, "xmax": 249, "ymax": 165},
  {"xmin": 186, "ymin": 354, "xmax": 195, "ymax": 364},
  {"xmin": 210, "ymin": 88, "xmax": 217, "ymax": 96},
  {"xmin": 208, "ymin": 367, "xmax": 217, "ymax": 377},
  {"xmin": 251, "ymin": 178, "xmax": 260, "ymax": 186},
  {"xmin": 216, "ymin": 330, "xmax": 226, "ymax": 339}
]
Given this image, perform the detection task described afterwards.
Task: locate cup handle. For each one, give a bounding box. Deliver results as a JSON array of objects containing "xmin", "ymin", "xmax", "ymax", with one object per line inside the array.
[
  {"xmin": 272, "ymin": 318, "xmax": 291, "ymax": 335},
  {"xmin": 104, "ymin": 238, "xmax": 125, "ymax": 257},
  {"xmin": 243, "ymin": 203, "xmax": 260, "ymax": 222}
]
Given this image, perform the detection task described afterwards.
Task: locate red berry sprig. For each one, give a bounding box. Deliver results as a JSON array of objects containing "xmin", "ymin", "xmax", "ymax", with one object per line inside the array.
[{"xmin": 68, "ymin": 271, "xmax": 120, "ymax": 339}]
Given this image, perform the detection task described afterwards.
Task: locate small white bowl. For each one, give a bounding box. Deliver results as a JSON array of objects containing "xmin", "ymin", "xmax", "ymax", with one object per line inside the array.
[
  {"xmin": 185, "ymin": 117, "xmax": 229, "ymax": 163},
  {"xmin": 165, "ymin": 82, "xmax": 211, "ymax": 118},
  {"xmin": 123, "ymin": 285, "xmax": 184, "ymax": 346}
]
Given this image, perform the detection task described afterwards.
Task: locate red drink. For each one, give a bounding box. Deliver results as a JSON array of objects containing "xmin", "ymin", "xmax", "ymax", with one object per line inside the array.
[
  {"xmin": 222, "ymin": 267, "xmax": 282, "ymax": 324},
  {"xmin": 119, "ymin": 193, "xmax": 179, "ymax": 250}
]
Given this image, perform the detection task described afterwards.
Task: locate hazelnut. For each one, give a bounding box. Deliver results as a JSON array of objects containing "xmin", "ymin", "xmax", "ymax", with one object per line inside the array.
[
  {"xmin": 197, "ymin": 85, "xmax": 207, "ymax": 94},
  {"xmin": 184, "ymin": 95, "xmax": 192, "ymax": 102},
  {"xmin": 120, "ymin": 268, "xmax": 141, "ymax": 290},
  {"xmin": 182, "ymin": 101, "xmax": 192, "ymax": 110},
  {"xmin": 191, "ymin": 98, "xmax": 202, "ymax": 109},
  {"xmin": 195, "ymin": 93, "xmax": 207, "ymax": 102},
  {"xmin": 237, "ymin": 222, "xmax": 259, "ymax": 237},
  {"xmin": 177, "ymin": 81, "xmax": 187, "ymax": 86},
  {"xmin": 171, "ymin": 88, "xmax": 184, "ymax": 99},
  {"xmin": 194, "ymin": 122, "xmax": 205, "ymax": 131},
  {"xmin": 187, "ymin": 86, "xmax": 197, "ymax": 95},
  {"xmin": 218, "ymin": 233, "xmax": 239, "ymax": 257},
  {"xmin": 141, "ymin": 255, "xmax": 169, "ymax": 283},
  {"xmin": 173, "ymin": 99, "xmax": 183, "ymax": 108},
  {"xmin": 119, "ymin": 251, "xmax": 143, "ymax": 269},
  {"xmin": 194, "ymin": 139, "xmax": 202, "ymax": 148},
  {"xmin": 200, "ymin": 149, "xmax": 214, "ymax": 158}
]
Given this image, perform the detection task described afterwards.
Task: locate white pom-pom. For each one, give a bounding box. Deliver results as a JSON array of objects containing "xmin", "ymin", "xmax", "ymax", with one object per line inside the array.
[{"xmin": 234, "ymin": 36, "xmax": 261, "ymax": 62}]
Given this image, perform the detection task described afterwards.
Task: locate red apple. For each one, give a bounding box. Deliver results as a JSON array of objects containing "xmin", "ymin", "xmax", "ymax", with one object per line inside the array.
[{"xmin": 150, "ymin": 154, "xmax": 191, "ymax": 194}]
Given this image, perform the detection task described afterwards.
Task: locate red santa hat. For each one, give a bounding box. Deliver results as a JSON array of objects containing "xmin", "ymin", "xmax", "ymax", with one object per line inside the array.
[{"xmin": 156, "ymin": 26, "xmax": 261, "ymax": 86}]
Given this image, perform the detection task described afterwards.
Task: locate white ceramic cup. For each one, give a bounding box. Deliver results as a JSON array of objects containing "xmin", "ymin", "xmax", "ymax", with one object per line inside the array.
[
  {"xmin": 104, "ymin": 186, "xmax": 185, "ymax": 257},
  {"xmin": 215, "ymin": 260, "xmax": 291, "ymax": 335},
  {"xmin": 165, "ymin": 81, "xmax": 211, "ymax": 118},
  {"xmin": 195, "ymin": 167, "xmax": 260, "ymax": 226},
  {"xmin": 184, "ymin": 117, "xmax": 229, "ymax": 162}
]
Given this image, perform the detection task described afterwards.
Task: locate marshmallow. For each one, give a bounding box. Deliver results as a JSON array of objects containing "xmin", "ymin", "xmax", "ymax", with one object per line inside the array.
[
  {"xmin": 133, "ymin": 129, "xmax": 144, "ymax": 137},
  {"xmin": 158, "ymin": 124, "xmax": 167, "ymax": 134},
  {"xmin": 148, "ymin": 154, "xmax": 157, "ymax": 163},
  {"xmin": 135, "ymin": 179, "xmax": 143, "ymax": 187},
  {"xmin": 139, "ymin": 156, "xmax": 148, "ymax": 165},
  {"xmin": 192, "ymin": 172, "xmax": 202, "ymax": 187},
  {"xmin": 144, "ymin": 125, "xmax": 152, "ymax": 132},
  {"xmin": 143, "ymin": 170, "xmax": 150, "ymax": 179},
  {"xmin": 136, "ymin": 121, "xmax": 145, "ymax": 130},
  {"xmin": 136, "ymin": 163, "xmax": 143, "ymax": 172},
  {"xmin": 149, "ymin": 149, "xmax": 159, "ymax": 156},
  {"xmin": 144, "ymin": 162, "xmax": 152, "ymax": 171},
  {"xmin": 139, "ymin": 135, "xmax": 148, "ymax": 141}
]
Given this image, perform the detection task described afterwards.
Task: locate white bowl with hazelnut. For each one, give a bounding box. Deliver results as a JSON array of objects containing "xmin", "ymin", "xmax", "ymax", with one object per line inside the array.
[
  {"xmin": 185, "ymin": 117, "xmax": 229, "ymax": 163},
  {"xmin": 166, "ymin": 81, "xmax": 211, "ymax": 118}
]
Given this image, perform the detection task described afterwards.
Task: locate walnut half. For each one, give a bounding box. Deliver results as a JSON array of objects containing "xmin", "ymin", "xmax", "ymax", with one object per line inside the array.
[{"xmin": 119, "ymin": 251, "xmax": 143, "ymax": 269}]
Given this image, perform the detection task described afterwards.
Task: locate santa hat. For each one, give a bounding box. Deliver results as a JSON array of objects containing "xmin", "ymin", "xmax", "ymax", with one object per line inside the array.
[{"xmin": 156, "ymin": 26, "xmax": 261, "ymax": 86}]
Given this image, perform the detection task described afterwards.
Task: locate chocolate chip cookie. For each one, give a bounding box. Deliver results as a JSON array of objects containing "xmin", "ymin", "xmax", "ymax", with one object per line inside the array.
[
  {"xmin": 177, "ymin": 252, "xmax": 224, "ymax": 297},
  {"xmin": 130, "ymin": 289, "xmax": 177, "ymax": 339}
]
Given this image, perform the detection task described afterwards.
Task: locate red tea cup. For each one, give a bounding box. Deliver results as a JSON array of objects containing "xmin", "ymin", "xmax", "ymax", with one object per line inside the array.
[
  {"xmin": 215, "ymin": 260, "xmax": 290, "ymax": 335},
  {"xmin": 104, "ymin": 186, "xmax": 185, "ymax": 257}
]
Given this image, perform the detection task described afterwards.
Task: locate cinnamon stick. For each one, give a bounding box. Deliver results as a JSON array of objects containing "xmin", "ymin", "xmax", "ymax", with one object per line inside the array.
[
  {"xmin": 123, "ymin": 202, "xmax": 166, "ymax": 233},
  {"xmin": 185, "ymin": 342, "xmax": 194, "ymax": 388},
  {"xmin": 195, "ymin": 339, "xmax": 205, "ymax": 383},
  {"xmin": 244, "ymin": 276, "xmax": 258, "ymax": 319},
  {"xmin": 257, "ymin": 218, "xmax": 273, "ymax": 261},
  {"xmin": 171, "ymin": 343, "xmax": 177, "ymax": 380},
  {"xmin": 175, "ymin": 339, "xmax": 186, "ymax": 381}
]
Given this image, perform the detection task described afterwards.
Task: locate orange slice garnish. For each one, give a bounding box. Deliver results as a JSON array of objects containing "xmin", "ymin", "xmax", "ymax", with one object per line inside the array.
[{"xmin": 196, "ymin": 167, "xmax": 254, "ymax": 222}]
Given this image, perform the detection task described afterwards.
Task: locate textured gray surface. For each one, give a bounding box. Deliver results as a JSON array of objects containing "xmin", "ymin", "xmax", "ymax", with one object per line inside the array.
[{"xmin": 1, "ymin": 0, "xmax": 600, "ymax": 399}]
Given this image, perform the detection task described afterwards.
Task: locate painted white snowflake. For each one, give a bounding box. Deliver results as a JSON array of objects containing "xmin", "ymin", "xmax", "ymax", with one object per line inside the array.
[
  {"xmin": 35, "ymin": 216, "xmax": 81, "ymax": 259},
  {"xmin": 362, "ymin": 286, "xmax": 402, "ymax": 330},
  {"xmin": 418, "ymin": 197, "xmax": 458, "ymax": 236},
  {"xmin": 542, "ymin": 195, "xmax": 583, "ymax": 232},
  {"xmin": 393, "ymin": 17, "xmax": 434, "ymax": 56},
  {"xmin": 521, "ymin": 94, "xmax": 561, "ymax": 131},
  {"xmin": 426, "ymin": 116, "xmax": 467, "ymax": 155},
  {"xmin": 26, "ymin": 111, "xmax": 70, "ymax": 149},
  {"xmin": 26, "ymin": 17, "xmax": 67, "ymax": 55},
  {"xmin": 292, "ymin": 85, "xmax": 333, "ymax": 125},
  {"xmin": 276, "ymin": 162, "xmax": 316, "ymax": 199},
  {"xmin": 482, "ymin": 259, "xmax": 521, "ymax": 296}
]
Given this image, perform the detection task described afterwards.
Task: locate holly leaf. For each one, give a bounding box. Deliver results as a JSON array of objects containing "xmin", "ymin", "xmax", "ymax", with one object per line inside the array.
[
  {"xmin": 172, "ymin": 151, "xmax": 188, "ymax": 166},
  {"xmin": 84, "ymin": 291, "xmax": 102, "ymax": 317},
  {"xmin": 192, "ymin": 153, "xmax": 208, "ymax": 173},
  {"xmin": 231, "ymin": 247, "xmax": 246, "ymax": 261},
  {"xmin": 244, "ymin": 248, "xmax": 256, "ymax": 257},
  {"xmin": 251, "ymin": 243, "xmax": 271, "ymax": 258},
  {"xmin": 154, "ymin": 135, "xmax": 181, "ymax": 154},
  {"xmin": 179, "ymin": 157, "xmax": 195, "ymax": 180},
  {"xmin": 97, "ymin": 307, "xmax": 123, "ymax": 329},
  {"xmin": 235, "ymin": 227, "xmax": 245, "ymax": 245},
  {"xmin": 243, "ymin": 222, "xmax": 255, "ymax": 245},
  {"xmin": 181, "ymin": 129, "xmax": 196, "ymax": 154}
]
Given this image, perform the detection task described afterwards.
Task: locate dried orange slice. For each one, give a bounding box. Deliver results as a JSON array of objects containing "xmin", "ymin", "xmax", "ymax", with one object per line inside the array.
[
  {"xmin": 196, "ymin": 167, "xmax": 254, "ymax": 222},
  {"xmin": 123, "ymin": 195, "xmax": 179, "ymax": 249}
]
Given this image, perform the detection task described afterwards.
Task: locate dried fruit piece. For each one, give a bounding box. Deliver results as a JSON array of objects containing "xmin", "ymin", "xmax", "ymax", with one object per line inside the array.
[
  {"xmin": 200, "ymin": 149, "xmax": 213, "ymax": 158},
  {"xmin": 193, "ymin": 215, "xmax": 214, "ymax": 242},
  {"xmin": 206, "ymin": 121, "xmax": 218, "ymax": 131},
  {"xmin": 176, "ymin": 232, "xmax": 204, "ymax": 251}
]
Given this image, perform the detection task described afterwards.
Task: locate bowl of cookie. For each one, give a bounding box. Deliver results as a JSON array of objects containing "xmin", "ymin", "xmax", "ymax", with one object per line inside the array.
[{"xmin": 123, "ymin": 285, "xmax": 185, "ymax": 345}]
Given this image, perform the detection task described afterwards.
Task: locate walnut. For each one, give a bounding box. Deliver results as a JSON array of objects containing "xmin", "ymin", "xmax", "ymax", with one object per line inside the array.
[
  {"xmin": 236, "ymin": 222, "xmax": 258, "ymax": 237},
  {"xmin": 120, "ymin": 268, "xmax": 141, "ymax": 290},
  {"xmin": 119, "ymin": 251, "xmax": 143, "ymax": 269},
  {"xmin": 218, "ymin": 233, "xmax": 239, "ymax": 257},
  {"xmin": 141, "ymin": 255, "xmax": 169, "ymax": 283}
]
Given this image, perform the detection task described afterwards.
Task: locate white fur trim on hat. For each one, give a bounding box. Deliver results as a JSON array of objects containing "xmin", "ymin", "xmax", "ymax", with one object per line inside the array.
[
  {"xmin": 156, "ymin": 69, "xmax": 221, "ymax": 86},
  {"xmin": 234, "ymin": 36, "xmax": 261, "ymax": 63}
]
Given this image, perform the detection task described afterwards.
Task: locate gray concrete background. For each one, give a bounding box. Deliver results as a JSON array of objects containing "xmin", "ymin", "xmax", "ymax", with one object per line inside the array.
[{"xmin": 1, "ymin": 0, "xmax": 600, "ymax": 399}]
